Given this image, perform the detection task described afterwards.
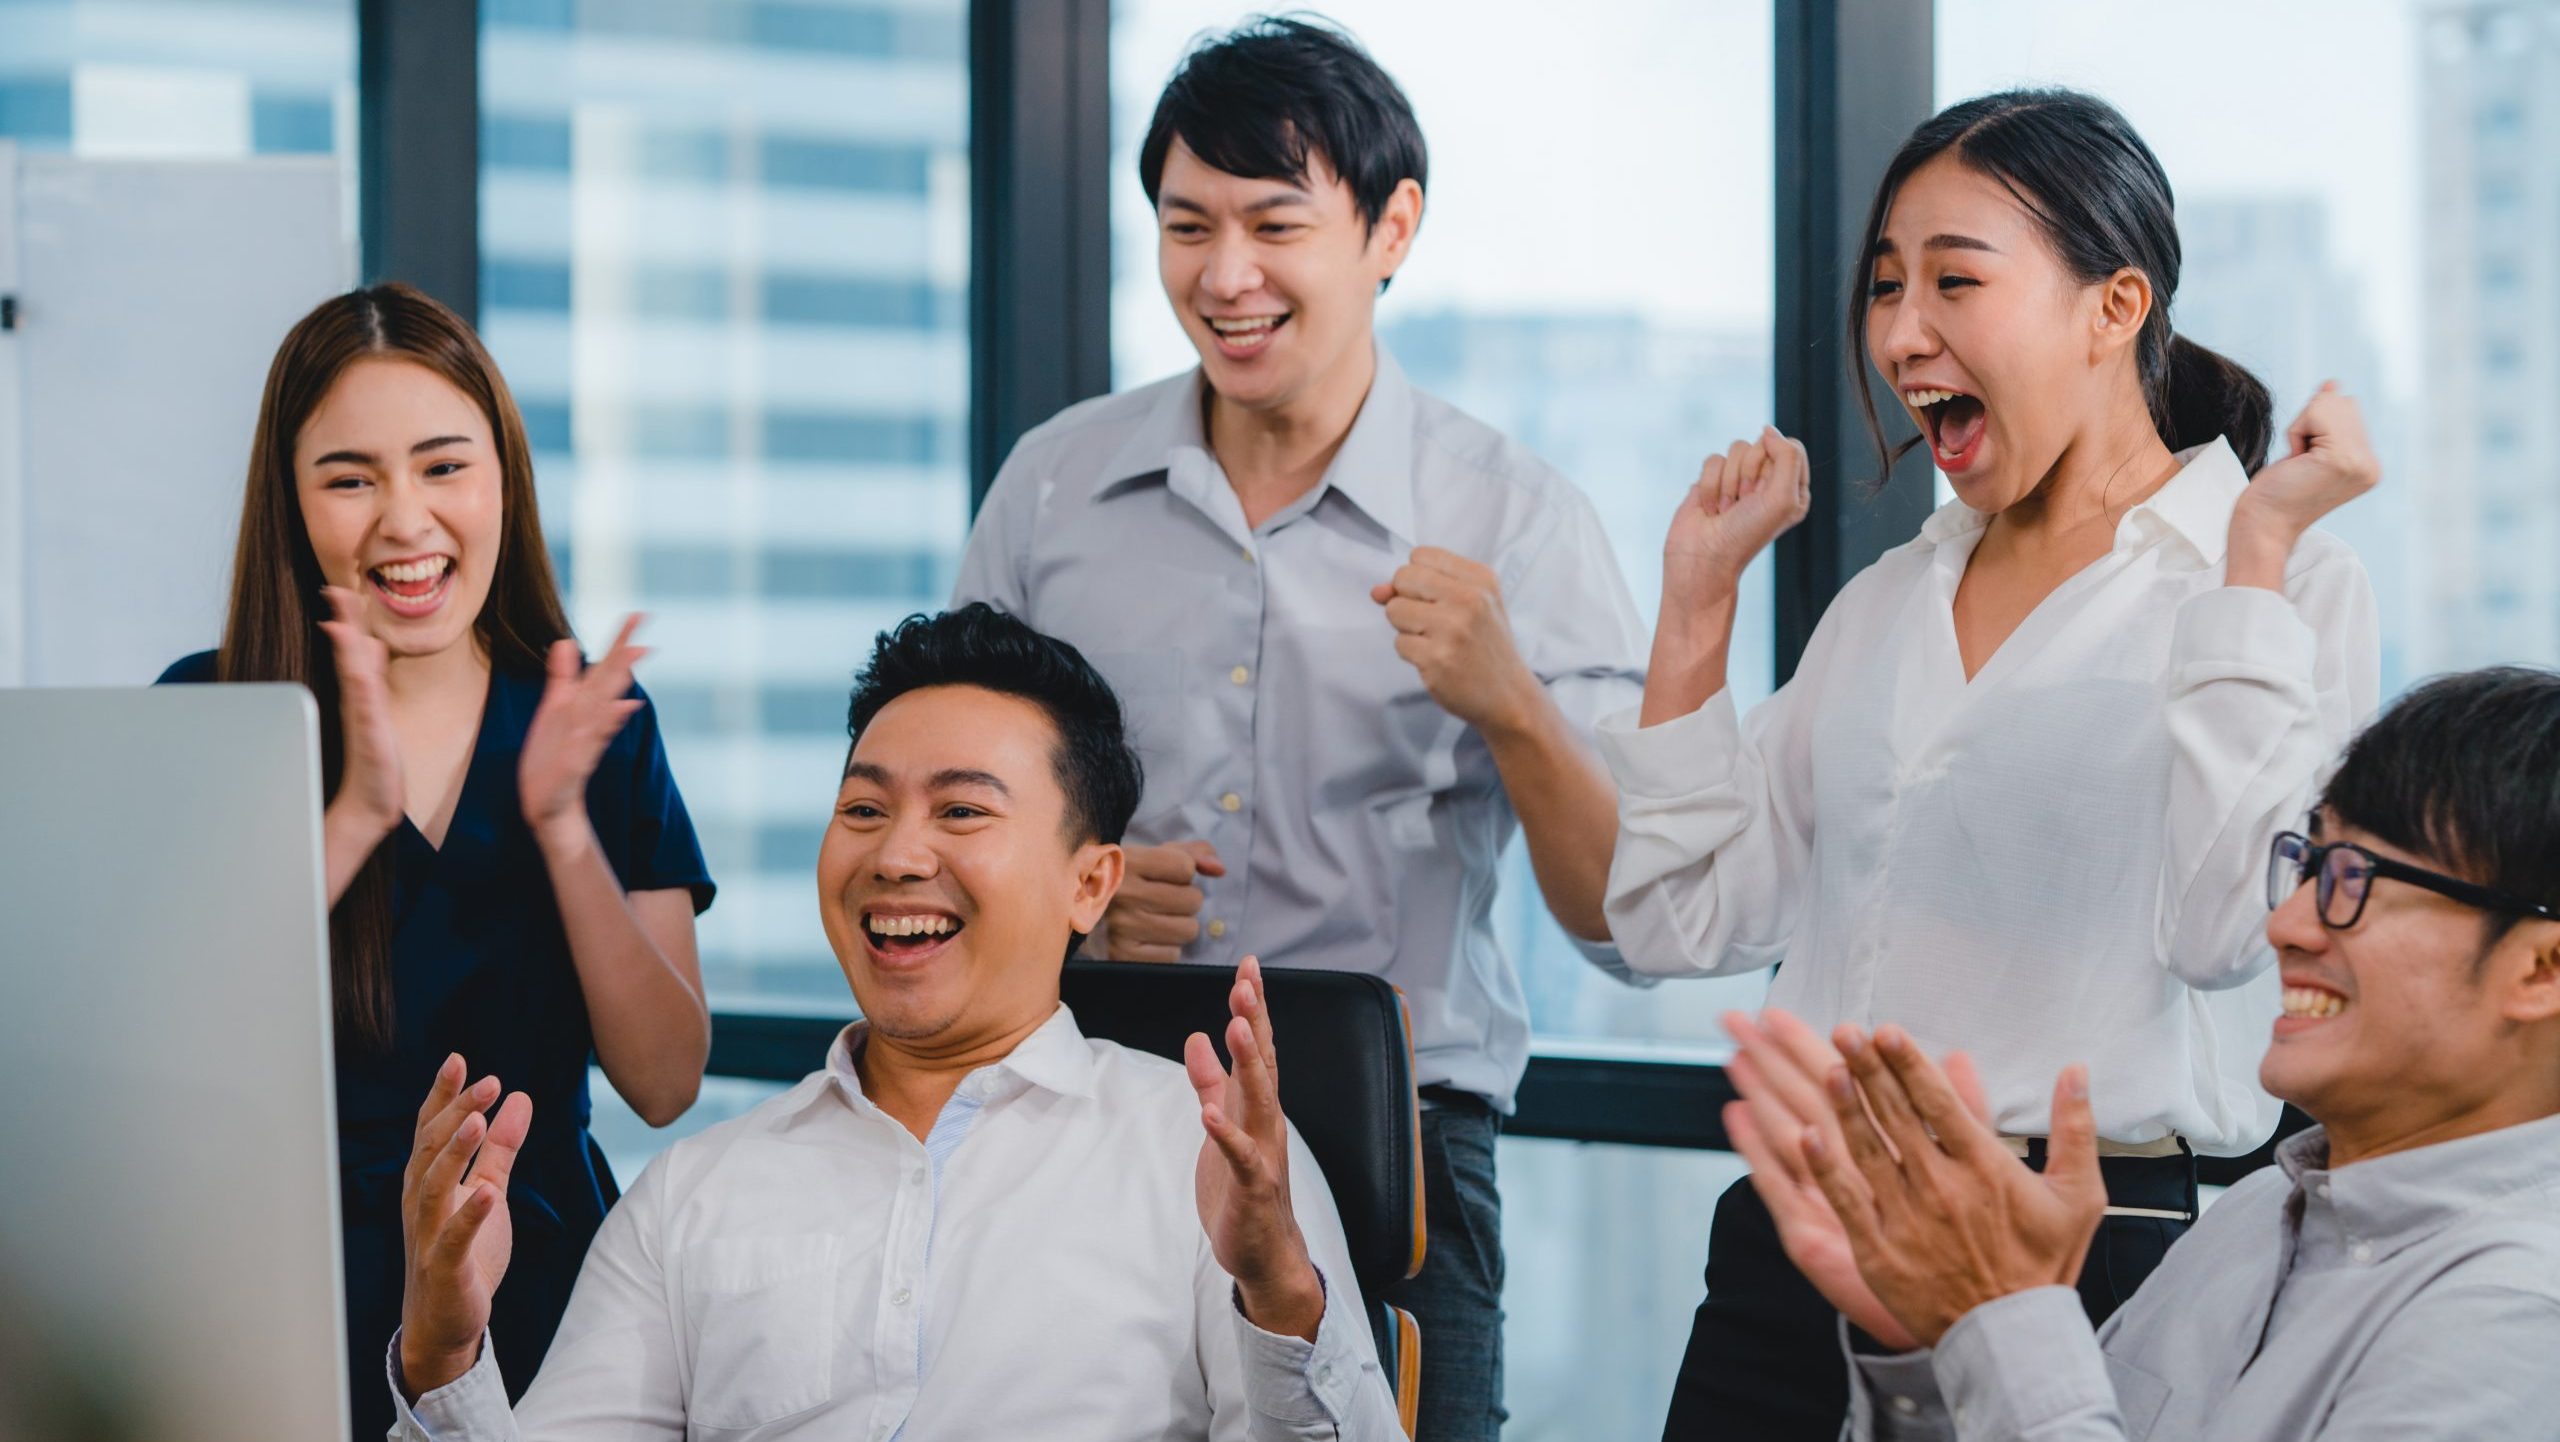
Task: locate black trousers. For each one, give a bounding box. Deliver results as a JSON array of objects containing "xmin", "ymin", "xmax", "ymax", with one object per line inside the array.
[{"xmin": 1661, "ymin": 1148, "xmax": 2198, "ymax": 1442}]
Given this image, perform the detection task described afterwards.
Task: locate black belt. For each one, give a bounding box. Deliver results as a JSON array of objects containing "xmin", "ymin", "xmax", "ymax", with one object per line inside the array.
[
  {"xmin": 1417, "ymin": 1084, "xmax": 1495, "ymax": 1116},
  {"xmin": 2019, "ymin": 1140, "xmax": 2198, "ymax": 1221}
]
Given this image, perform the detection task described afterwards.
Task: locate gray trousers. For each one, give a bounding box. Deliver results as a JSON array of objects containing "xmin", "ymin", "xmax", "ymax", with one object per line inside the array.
[{"xmin": 1381, "ymin": 1100, "xmax": 1506, "ymax": 1442}]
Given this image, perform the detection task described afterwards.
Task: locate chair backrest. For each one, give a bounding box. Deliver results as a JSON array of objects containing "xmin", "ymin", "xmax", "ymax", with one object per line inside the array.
[{"xmin": 1058, "ymin": 961, "xmax": 1424, "ymax": 1300}]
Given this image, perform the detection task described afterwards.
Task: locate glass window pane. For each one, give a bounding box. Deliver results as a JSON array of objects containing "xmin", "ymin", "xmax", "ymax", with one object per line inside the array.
[
  {"xmin": 1501, "ymin": 1136, "xmax": 1737, "ymax": 1440},
  {"xmin": 0, "ymin": 0, "xmax": 354, "ymax": 161},
  {"xmin": 0, "ymin": 0, "xmax": 356, "ymax": 251},
  {"xmin": 1110, "ymin": 2, "xmax": 1778, "ymax": 1058},
  {"xmin": 480, "ymin": 0, "xmax": 972, "ymax": 1017},
  {"xmin": 1938, "ymin": 0, "xmax": 2549, "ymax": 695},
  {"xmin": 590, "ymin": 1068, "xmax": 789, "ymax": 1181}
]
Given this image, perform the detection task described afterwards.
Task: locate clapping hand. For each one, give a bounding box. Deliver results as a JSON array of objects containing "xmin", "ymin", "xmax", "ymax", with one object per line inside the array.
[
  {"xmin": 519, "ymin": 615, "xmax": 649, "ymax": 847},
  {"xmin": 1186, "ymin": 955, "xmax": 1327, "ymax": 1342},
  {"xmin": 397, "ymin": 1055, "xmax": 532, "ymax": 1400},
  {"xmin": 317, "ymin": 585, "xmax": 405, "ymax": 838}
]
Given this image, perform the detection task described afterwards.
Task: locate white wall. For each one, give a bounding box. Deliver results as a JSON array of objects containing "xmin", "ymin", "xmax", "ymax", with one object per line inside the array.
[{"xmin": 6, "ymin": 151, "xmax": 349, "ymax": 685}]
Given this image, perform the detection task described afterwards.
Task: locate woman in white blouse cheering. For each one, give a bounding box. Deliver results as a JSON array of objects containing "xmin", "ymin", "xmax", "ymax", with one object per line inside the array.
[{"xmin": 1614, "ymin": 90, "xmax": 2381, "ymax": 1441}]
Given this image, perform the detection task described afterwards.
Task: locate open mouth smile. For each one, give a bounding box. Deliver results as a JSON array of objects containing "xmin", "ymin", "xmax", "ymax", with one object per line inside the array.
[
  {"xmin": 1205, "ymin": 313, "xmax": 1290, "ymax": 357},
  {"xmin": 2274, "ymin": 979, "xmax": 2350, "ymax": 1038},
  {"xmin": 366, "ymin": 554, "xmax": 456, "ymax": 619},
  {"xmin": 1905, "ymin": 386, "xmax": 1988, "ymax": 473},
  {"xmin": 862, "ymin": 907, "xmax": 966, "ymax": 966}
]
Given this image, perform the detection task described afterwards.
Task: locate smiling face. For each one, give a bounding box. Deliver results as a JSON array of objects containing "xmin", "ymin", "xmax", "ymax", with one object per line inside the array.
[
  {"xmin": 2260, "ymin": 809, "xmax": 2560, "ymax": 1154},
  {"xmin": 817, "ymin": 685, "xmax": 1122, "ymax": 1047},
  {"xmin": 1864, "ymin": 153, "xmax": 2151, "ymax": 512},
  {"xmin": 1154, "ymin": 138, "xmax": 1419, "ymax": 414},
  {"xmin": 294, "ymin": 357, "xmax": 502, "ymax": 658}
]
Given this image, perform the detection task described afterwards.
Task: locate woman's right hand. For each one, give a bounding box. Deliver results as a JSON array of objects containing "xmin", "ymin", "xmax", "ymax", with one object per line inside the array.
[
  {"xmin": 318, "ymin": 585, "xmax": 404, "ymax": 839},
  {"xmin": 1660, "ymin": 427, "xmax": 1812, "ymax": 625}
]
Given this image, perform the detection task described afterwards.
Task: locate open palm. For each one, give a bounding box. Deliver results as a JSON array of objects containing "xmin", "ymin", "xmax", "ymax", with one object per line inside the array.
[{"xmin": 398, "ymin": 1055, "xmax": 532, "ymax": 1397}]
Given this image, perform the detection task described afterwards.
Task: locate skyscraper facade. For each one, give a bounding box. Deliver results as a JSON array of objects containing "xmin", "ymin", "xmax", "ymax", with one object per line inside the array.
[{"xmin": 2418, "ymin": 0, "xmax": 2560, "ymax": 672}]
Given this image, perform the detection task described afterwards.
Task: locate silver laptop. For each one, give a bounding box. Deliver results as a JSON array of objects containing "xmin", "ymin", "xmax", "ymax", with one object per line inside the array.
[{"xmin": 0, "ymin": 684, "xmax": 347, "ymax": 1441}]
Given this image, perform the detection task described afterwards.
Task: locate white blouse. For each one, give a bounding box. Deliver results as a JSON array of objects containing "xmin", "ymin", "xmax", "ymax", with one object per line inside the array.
[{"xmin": 1599, "ymin": 440, "xmax": 2379, "ymax": 1153}]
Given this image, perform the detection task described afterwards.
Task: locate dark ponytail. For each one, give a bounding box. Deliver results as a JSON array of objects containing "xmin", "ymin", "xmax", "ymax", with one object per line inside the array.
[
  {"xmin": 2161, "ymin": 333, "xmax": 2272, "ymax": 474},
  {"xmin": 1851, "ymin": 88, "xmax": 2276, "ymax": 479}
]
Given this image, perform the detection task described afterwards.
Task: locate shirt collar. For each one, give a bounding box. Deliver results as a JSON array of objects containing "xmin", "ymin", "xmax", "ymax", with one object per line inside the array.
[
  {"xmin": 1091, "ymin": 344, "xmax": 1419, "ymax": 547},
  {"xmin": 811, "ymin": 1002, "xmax": 1100, "ymax": 1119},
  {"xmin": 1913, "ymin": 435, "xmax": 2249, "ymax": 566},
  {"xmin": 2279, "ymin": 1112, "xmax": 2560, "ymax": 1263}
]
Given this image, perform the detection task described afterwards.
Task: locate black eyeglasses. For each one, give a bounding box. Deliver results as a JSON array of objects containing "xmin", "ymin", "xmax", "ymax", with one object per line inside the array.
[{"xmin": 2267, "ymin": 831, "xmax": 2560, "ymax": 930}]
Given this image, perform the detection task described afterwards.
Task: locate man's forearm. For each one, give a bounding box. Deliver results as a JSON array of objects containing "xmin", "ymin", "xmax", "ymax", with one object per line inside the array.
[{"xmin": 1481, "ymin": 685, "xmax": 1619, "ymax": 941}]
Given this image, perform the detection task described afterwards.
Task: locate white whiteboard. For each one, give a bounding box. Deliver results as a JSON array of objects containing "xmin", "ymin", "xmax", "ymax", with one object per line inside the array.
[{"xmin": 7, "ymin": 152, "xmax": 351, "ymax": 686}]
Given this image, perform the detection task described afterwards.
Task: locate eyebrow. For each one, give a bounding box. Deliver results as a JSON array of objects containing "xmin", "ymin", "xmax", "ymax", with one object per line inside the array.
[
  {"xmin": 1874, "ymin": 234, "xmax": 2001, "ymax": 257},
  {"xmin": 840, "ymin": 760, "xmax": 1014, "ymax": 798},
  {"xmin": 310, "ymin": 435, "xmax": 475, "ymax": 468},
  {"xmin": 1159, "ymin": 189, "xmax": 1316, "ymax": 216}
]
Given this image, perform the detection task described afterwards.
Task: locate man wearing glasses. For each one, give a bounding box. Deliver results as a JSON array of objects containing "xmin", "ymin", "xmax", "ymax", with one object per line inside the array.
[{"xmin": 1722, "ymin": 665, "xmax": 2560, "ymax": 1440}]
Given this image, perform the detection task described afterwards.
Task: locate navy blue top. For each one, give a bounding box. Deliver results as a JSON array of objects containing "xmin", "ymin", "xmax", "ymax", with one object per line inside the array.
[{"xmin": 158, "ymin": 650, "xmax": 713, "ymax": 1436}]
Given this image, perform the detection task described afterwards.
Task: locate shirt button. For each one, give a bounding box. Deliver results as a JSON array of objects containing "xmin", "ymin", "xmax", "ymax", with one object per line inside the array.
[
  {"xmin": 1208, "ymin": 919, "xmax": 1227, "ymax": 939},
  {"xmin": 1240, "ymin": 546, "xmax": 1254, "ymax": 562},
  {"xmin": 1317, "ymin": 1364, "xmax": 1335, "ymax": 1387},
  {"xmin": 1892, "ymin": 1396, "xmax": 1919, "ymax": 1416},
  {"xmin": 2351, "ymin": 1241, "xmax": 2373, "ymax": 1264},
  {"xmin": 2316, "ymin": 1181, "xmax": 2331, "ymax": 1200},
  {"xmin": 1220, "ymin": 792, "xmax": 1243, "ymax": 813},
  {"xmin": 891, "ymin": 1287, "xmax": 913, "ymax": 1306}
]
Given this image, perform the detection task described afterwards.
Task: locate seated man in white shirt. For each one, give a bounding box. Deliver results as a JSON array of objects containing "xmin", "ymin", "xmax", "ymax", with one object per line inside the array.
[
  {"xmin": 1724, "ymin": 665, "xmax": 2560, "ymax": 1440},
  {"xmin": 385, "ymin": 602, "xmax": 1403, "ymax": 1440}
]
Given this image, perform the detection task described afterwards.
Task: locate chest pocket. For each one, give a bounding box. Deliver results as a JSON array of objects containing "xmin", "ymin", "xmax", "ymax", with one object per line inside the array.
[
  {"xmin": 681, "ymin": 1234, "xmax": 840, "ymax": 1431},
  {"xmin": 2104, "ymin": 1349, "xmax": 2174, "ymax": 1438}
]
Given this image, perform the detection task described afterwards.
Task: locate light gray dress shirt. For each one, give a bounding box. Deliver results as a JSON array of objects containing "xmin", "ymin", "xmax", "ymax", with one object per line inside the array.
[
  {"xmin": 954, "ymin": 349, "xmax": 1649, "ymax": 1110},
  {"xmin": 1845, "ymin": 1113, "xmax": 2560, "ymax": 1440}
]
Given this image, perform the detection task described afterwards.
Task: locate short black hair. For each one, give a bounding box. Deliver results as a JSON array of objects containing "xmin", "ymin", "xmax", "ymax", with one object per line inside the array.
[
  {"xmin": 1138, "ymin": 14, "xmax": 1427, "ymax": 237},
  {"xmin": 844, "ymin": 604, "xmax": 1144, "ymax": 848},
  {"xmin": 2322, "ymin": 667, "xmax": 2560, "ymax": 945}
]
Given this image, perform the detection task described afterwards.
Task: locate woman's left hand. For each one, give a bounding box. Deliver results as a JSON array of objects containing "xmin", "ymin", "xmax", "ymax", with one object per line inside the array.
[
  {"xmin": 2227, "ymin": 381, "xmax": 2380, "ymax": 586},
  {"xmin": 519, "ymin": 614, "xmax": 648, "ymax": 845}
]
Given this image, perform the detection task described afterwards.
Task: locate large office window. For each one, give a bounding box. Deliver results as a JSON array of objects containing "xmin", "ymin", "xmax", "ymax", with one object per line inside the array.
[
  {"xmin": 1940, "ymin": 0, "xmax": 2560, "ymax": 697},
  {"xmin": 0, "ymin": 0, "xmax": 353, "ymax": 162},
  {"xmin": 1110, "ymin": 1, "xmax": 1781, "ymax": 1061},
  {"xmin": 478, "ymin": 0, "xmax": 972, "ymax": 1017}
]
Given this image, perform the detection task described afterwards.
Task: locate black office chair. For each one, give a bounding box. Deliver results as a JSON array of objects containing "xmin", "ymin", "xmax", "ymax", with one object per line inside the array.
[{"xmin": 1059, "ymin": 960, "xmax": 1426, "ymax": 1437}]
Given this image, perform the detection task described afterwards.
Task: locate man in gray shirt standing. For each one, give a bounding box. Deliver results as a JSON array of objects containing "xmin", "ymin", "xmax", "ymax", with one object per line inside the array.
[
  {"xmin": 952, "ymin": 19, "xmax": 1645, "ymax": 1441},
  {"xmin": 1721, "ymin": 665, "xmax": 2560, "ymax": 1440}
]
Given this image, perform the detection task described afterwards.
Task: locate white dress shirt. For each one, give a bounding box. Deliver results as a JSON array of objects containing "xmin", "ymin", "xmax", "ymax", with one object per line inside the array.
[
  {"xmin": 386, "ymin": 1006, "xmax": 1401, "ymax": 1441},
  {"xmin": 1601, "ymin": 440, "xmax": 2379, "ymax": 1152},
  {"xmin": 955, "ymin": 348, "xmax": 1650, "ymax": 1110}
]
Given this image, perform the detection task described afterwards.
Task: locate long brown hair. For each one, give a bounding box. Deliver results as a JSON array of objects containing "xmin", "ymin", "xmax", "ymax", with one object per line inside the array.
[{"xmin": 215, "ymin": 283, "xmax": 572, "ymax": 1049}]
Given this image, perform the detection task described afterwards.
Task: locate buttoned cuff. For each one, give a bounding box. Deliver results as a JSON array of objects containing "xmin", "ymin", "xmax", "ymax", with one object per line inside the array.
[
  {"xmin": 1230, "ymin": 1270, "xmax": 1373, "ymax": 1427},
  {"xmin": 384, "ymin": 1329, "xmax": 511, "ymax": 1442},
  {"xmin": 1840, "ymin": 1317, "xmax": 1953, "ymax": 1440},
  {"xmin": 1594, "ymin": 690, "xmax": 1743, "ymax": 801},
  {"xmin": 2169, "ymin": 583, "xmax": 2316, "ymax": 691},
  {"xmin": 1930, "ymin": 1287, "xmax": 2116, "ymax": 1437}
]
